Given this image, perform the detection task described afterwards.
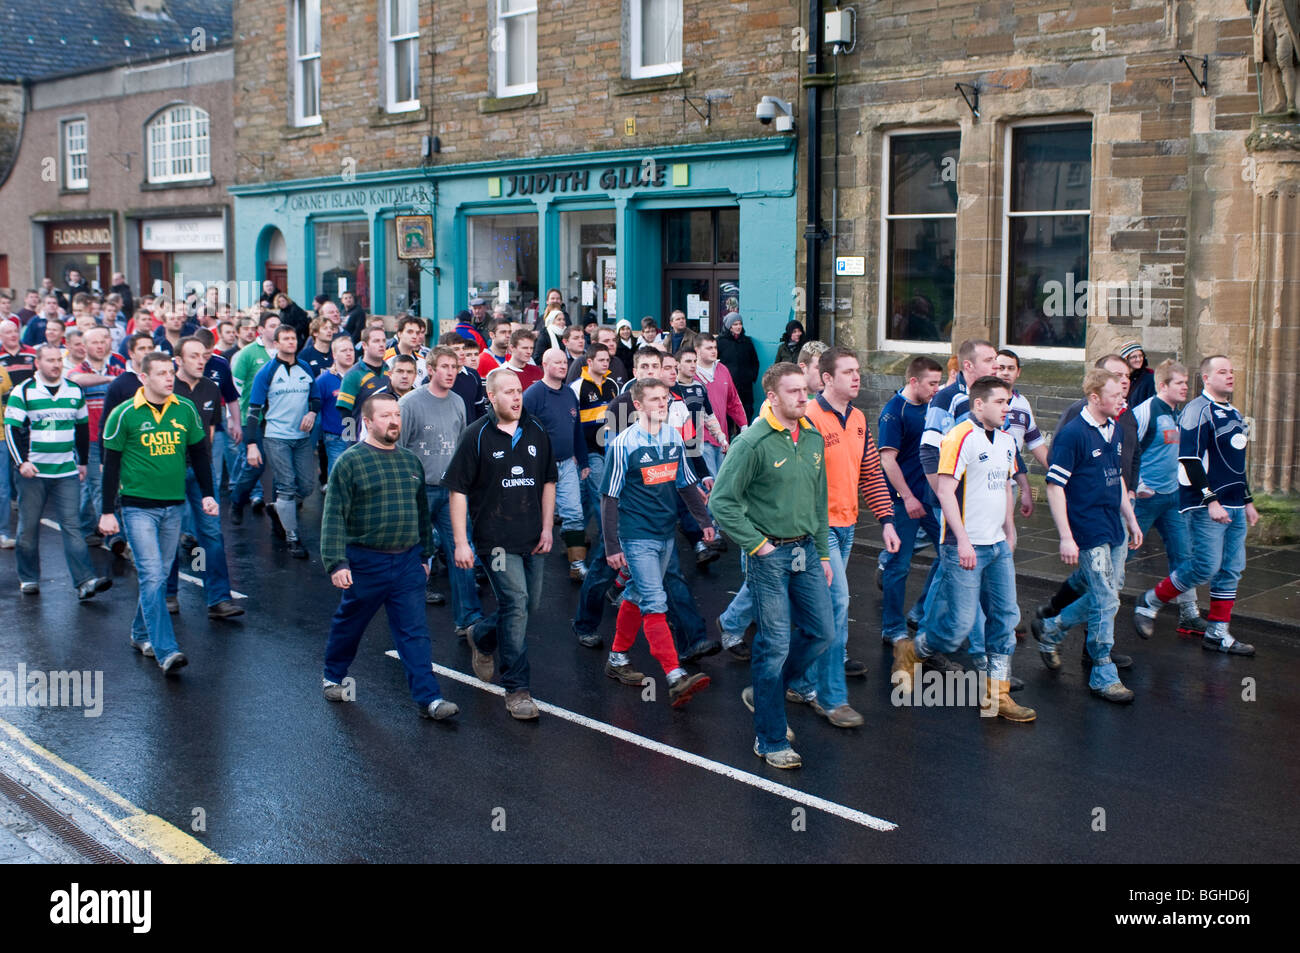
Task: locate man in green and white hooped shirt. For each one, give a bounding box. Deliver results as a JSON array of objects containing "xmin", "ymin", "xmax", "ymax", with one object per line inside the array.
[
  {"xmin": 4, "ymin": 343, "xmax": 112, "ymax": 599},
  {"xmin": 99, "ymin": 352, "xmax": 216, "ymax": 675}
]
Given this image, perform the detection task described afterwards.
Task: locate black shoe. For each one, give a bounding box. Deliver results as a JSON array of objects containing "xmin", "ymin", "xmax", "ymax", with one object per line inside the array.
[
  {"xmin": 695, "ymin": 541, "xmax": 720, "ymax": 567},
  {"xmin": 181, "ymin": 533, "xmax": 199, "ymax": 553},
  {"xmin": 1082, "ymin": 650, "xmax": 1132, "ymax": 670},
  {"xmin": 709, "ymin": 536, "xmax": 728, "ymax": 553},
  {"xmin": 208, "ymin": 600, "xmax": 245, "ymax": 620},
  {"xmin": 1007, "ymin": 674, "xmax": 1025, "ymax": 691},
  {"xmin": 84, "ymin": 533, "xmax": 104, "ymax": 547},
  {"xmin": 922, "ymin": 652, "xmax": 963, "ymax": 674},
  {"xmin": 681, "ymin": 639, "xmax": 722, "ymax": 663},
  {"xmin": 1036, "ymin": 604, "xmax": 1053, "ymax": 620},
  {"xmin": 109, "ymin": 537, "xmax": 128, "ymax": 556},
  {"xmin": 727, "ymin": 641, "xmax": 751, "ymax": 660},
  {"xmin": 267, "ymin": 506, "xmax": 287, "ymax": 539},
  {"xmin": 1032, "ymin": 617, "xmax": 1061, "ymax": 670},
  {"xmin": 286, "ymin": 537, "xmax": 309, "ymax": 559},
  {"xmin": 231, "ymin": 502, "xmax": 245, "ymax": 526},
  {"xmin": 252, "ymin": 499, "xmax": 266, "ymax": 515},
  {"xmin": 76, "ymin": 577, "xmax": 113, "ymax": 601},
  {"xmin": 425, "ymin": 587, "xmax": 446, "ymax": 606},
  {"xmin": 844, "ymin": 658, "xmax": 868, "ymax": 678},
  {"xmin": 906, "ymin": 617, "xmax": 919, "ymax": 632}
]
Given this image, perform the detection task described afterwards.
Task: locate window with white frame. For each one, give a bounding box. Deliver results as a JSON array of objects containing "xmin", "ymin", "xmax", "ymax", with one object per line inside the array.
[
  {"xmin": 880, "ymin": 131, "xmax": 959, "ymax": 345},
  {"xmin": 146, "ymin": 105, "xmax": 211, "ymax": 183},
  {"xmin": 385, "ymin": 0, "xmax": 419, "ymax": 111},
  {"xmin": 294, "ymin": 0, "xmax": 322, "ymax": 125},
  {"xmin": 63, "ymin": 119, "xmax": 88, "ymax": 190},
  {"xmin": 629, "ymin": 0, "xmax": 682, "ymax": 78},
  {"xmin": 1003, "ymin": 121, "xmax": 1092, "ymax": 351},
  {"xmin": 496, "ymin": 0, "xmax": 537, "ymax": 97}
]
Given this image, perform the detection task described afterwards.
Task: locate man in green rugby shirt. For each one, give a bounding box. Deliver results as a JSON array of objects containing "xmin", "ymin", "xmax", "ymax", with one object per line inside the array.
[
  {"xmin": 320, "ymin": 391, "xmax": 459, "ymax": 721},
  {"xmin": 99, "ymin": 352, "xmax": 216, "ymax": 674},
  {"xmin": 5, "ymin": 344, "xmax": 112, "ymax": 599}
]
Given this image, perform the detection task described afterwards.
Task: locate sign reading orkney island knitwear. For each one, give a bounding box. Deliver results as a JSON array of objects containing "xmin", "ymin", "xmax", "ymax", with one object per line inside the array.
[{"xmin": 488, "ymin": 163, "xmax": 678, "ymax": 198}]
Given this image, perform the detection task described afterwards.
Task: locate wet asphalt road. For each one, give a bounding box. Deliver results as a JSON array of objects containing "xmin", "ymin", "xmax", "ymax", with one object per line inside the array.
[{"xmin": 1, "ymin": 499, "xmax": 1298, "ymax": 864}]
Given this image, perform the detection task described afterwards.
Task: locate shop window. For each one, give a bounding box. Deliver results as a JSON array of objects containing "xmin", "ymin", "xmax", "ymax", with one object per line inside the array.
[
  {"xmin": 467, "ymin": 213, "xmax": 538, "ymax": 314},
  {"xmin": 880, "ymin": 131, "xmax": 959, "ymax": 346},
  {"xmin": 385, "ymin": 0, "xmax": 419, "ymax": 112},
  {"xmin": 496, "ymin": 0, "xmax": 537, "ymax": 97},
  {"xmin": 629, "ymin": 0, "xmax": 682, "ymax": 79},
  {"xmin": 1004, "ymin": 121, "xmax": 1092, "ymax": 351},
  {"xmin": 559, "ymin": 209, "xmax": 616, "ymax": 324},
  {"xmin": 293, "ymin": 0, "xmax": 322, "ymax": 125},
  {"xmin": 146, "ymin": 105, "xmax": 211, "ymax": 184},
  {"xmin": 384, "ymin": 218, "xmax": 423, "ymax": 316},
  {"xmin": 63, "ymin": 119, "xmax": 88, "ymax": 190},
  {"xmin": 662, "ymin": 208, "xmax": 739, "ymax": 333},
  {"xmin": 315, "ymin": 221, "xmax": 370, "ymax": 309}
]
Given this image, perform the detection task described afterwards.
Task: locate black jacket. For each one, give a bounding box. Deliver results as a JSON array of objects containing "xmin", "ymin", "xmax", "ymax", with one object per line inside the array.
[{"xmin": 717, "ymin": 329, "xmax": 759, "ymax": 389}]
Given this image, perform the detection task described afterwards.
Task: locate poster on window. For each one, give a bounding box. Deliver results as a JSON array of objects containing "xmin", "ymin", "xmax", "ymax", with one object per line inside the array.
[{"xmin": 395, "ymin": 215, "xmax": 434, "ymax": 260}]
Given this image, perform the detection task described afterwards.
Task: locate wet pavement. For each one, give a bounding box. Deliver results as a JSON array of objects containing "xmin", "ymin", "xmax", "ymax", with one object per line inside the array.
[{"xmin": 1, "ymin": 498, "xmax": 1298, "ymax": 864}]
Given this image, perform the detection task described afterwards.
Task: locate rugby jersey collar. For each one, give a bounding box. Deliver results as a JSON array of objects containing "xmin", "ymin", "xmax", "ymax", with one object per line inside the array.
[{"xmin": 132, "ymin": 388, "xmax": 181, "ymax": 423}]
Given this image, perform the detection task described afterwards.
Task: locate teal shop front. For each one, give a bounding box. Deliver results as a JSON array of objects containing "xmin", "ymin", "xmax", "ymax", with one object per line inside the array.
[{"xmin": 229, "ymin": 137, "xmax": 796, "ymax": 356}]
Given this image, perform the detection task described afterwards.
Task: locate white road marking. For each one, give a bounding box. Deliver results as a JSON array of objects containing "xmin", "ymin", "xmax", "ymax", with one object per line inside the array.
[
  {"xmin": 38, "ymin": 518, "xmax": 246, "ymax": 599},
  {"xmin": 385, "ymin": 650, "xmax": 897, "ymax": 832}
]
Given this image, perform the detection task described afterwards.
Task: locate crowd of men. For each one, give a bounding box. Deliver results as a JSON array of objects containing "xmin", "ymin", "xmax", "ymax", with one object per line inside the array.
[{"xmin": 0, "ymin": 277, "xmax": 1263, "ymax": 766}]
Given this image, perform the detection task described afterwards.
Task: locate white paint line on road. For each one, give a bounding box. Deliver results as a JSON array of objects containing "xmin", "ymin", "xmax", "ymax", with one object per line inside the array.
[
  {"xmin": 385, "ymin": 650, "xmax": 897, "ymax": 833},
  {"xmin": 39, "ymin": 518, "xmax": 247, "ymax": 599}
]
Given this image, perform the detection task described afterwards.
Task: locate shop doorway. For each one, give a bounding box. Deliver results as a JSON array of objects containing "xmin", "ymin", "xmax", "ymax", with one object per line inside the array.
[{"xmin": 660, "ymin": 208, "xmax": 739, "ymax": 334}]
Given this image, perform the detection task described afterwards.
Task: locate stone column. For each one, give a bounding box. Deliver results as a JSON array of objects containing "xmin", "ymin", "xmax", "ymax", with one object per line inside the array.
[{"xmin": 1245, "ymin": 116, "xmax": 1300, "ymax": 493}]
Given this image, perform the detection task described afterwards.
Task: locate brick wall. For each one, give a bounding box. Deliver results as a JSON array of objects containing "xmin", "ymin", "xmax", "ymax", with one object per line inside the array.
[{"xmin": 233, "ymin": 0, "xmax": 802, "ymax": 185}]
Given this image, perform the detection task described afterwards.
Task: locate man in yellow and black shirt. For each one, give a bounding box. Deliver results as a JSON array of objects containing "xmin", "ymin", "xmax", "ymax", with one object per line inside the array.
[{"xmin": 100, "ymin": 352, "xmax": 215, "ymax": 676}]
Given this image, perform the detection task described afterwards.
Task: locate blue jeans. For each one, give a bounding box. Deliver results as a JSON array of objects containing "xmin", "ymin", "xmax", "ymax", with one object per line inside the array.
[
  {"xmin": 748, "ymin": 538, "xmax": 836, "ymax": 754},
  {"xmin": 555, "ymin": 458, "xmax": 584, "ymax": 534},
  {"xmin": 917, "ymin": 542, "xmax": 1019, "ymax": 680},
  {"xmin": 15, "ymin": 474, "xmax": 95, "ymax": 587},
  {"xmin": 426, "ymin": 483, "xmax": 483, "ymax": 628},
  {"xmin": 573, "ymin": 527, "xmax": 617, "ymax": 637},
  {"xmin": 881, "ymin": 499, "xmax": 942, "ymax": 642},
  {"xmin": 581, "ymin": 452, "xmax": 604, "ymax": 527},
  {"xmin": 165, "ymin": 467, "xmax": 233, "ymax": 605},
  {"xmin": 789, "ymin": 524, "xmax": 854, "ymax": 708},
  {"xmin": 1176, "ymin": 507, "xmax": 1248, "ymax": 600},
  {"xmin": 229, "ymin": 437, "xmax": 266, "ymax": 505},
  {"xmin": 1136, "ymin": 492, "xmax": 1195, "ymax": 605},
  {"xmin": 664, "ymin": 545, "xmax": 708, "ymax": 651},
  {"xmin": 79, "ymin": 440, "xmax": 103, "ymax": 536},
  {"xmin": 324, "ymin": 544, "xmax": 445, "ymax": 705},
  {"xmin": 323, "ymin": 432, "xmax": 350, "ymax": 475},
  {"xmin": 211, "ymin": 428, "xmax": 232, "ymax": 494},
  {"xmin": 701, "ymin": 442, "xmax": 725, "ymax": 479},
  {"xmin": 122, "ymin": 504, "xmax": 185, "ymax": 661},
  {"xmin": 0, "ymin": 452, "xmax": 13, "ymax": 536},
  {"xmin": 1038, "ymin": 540, "xmax": 1126, "ymax": 690},
  {"xmin": 621, "ymin": 537, "xmax": 674, "ymax": 615},
  {"xmin": 719, "ymin": 554, "xmax": 754, "ymax": 639},
  {"xmin": 478, "ymin": 552, "xmax": 543, "ymax": 692},
  {"xmin": 262, "ymin": 435, "xmax": 317, "ymax": 537}
]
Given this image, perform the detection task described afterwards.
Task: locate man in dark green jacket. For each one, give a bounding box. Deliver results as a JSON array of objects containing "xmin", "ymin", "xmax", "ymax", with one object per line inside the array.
[{"xmin": 710, "ymin": 363, "xmax": 834, "ymax": 770}]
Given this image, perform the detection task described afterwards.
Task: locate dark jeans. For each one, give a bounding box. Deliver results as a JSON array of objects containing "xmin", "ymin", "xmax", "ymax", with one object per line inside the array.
[
  {"xmin": 477, "ymin": 552, "xmax": 543, "ymax": 693},
  {"xmin": 324, "ymin": 544, "xmax": 445, "ymax": 705},
  {"xmin": 165, "ymin": 467, "xmax": 233, "ymax": 605},
  {"xmin": 15, "ymin": 474, "xmax": 95, "ymax": 587},
  {"xmin": 425, "ymin": 484, "xmax": 483, "ymax": 629}
]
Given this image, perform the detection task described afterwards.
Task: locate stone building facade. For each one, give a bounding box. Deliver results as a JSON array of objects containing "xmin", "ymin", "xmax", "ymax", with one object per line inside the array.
[
  {"xmin": 230, "ymin": 0, "xmax": 804, "ymax": 359},
  {"xmin": 796, "ymin": 0, "xmax": 1299, "ymax": 495}
]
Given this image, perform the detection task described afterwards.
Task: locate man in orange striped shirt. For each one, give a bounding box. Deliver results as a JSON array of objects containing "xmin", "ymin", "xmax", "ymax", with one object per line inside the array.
[{"xmin": 785, "ymin": 346, "xmax": 899, "ymax": 727}]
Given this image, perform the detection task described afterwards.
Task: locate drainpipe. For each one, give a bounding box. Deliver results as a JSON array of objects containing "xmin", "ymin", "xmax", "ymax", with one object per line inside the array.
[{"xmin": 804, "ymin": 0, "xmax": 830, "ymax": 342}]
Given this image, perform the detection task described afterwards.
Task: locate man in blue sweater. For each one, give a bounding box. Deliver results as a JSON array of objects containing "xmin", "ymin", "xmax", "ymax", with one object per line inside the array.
[{"xmin": 523, "ymin": 348, "xmax": 589, "ymax": 580}]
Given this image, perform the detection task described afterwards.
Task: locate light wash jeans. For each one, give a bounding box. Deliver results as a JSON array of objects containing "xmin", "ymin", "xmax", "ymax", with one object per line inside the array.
[
  {"xmin": 916, "ymin": 541, "xmax": 1019, "ymax": 681},
  {"xmin": 555, "ymin": 457, "xmax": 585, "ymax": 534},
  {"xmin": 789, "ymin": 524, "xmax": 854, "ymax": 707},
  {"xmin": 1037, "ymin": 540, "xmax": 1126, "ymax": 690},
  {"xmin": 1136, "ymin": 491, "xmax": 1196, "ymax": 607},
  {"xmin": 1175, "ymin": 506, "xmax": 1248, "ymax": 601},
  {"xmin": 122, "ymin": 504, "xmax": 185, "ymax": 662}
]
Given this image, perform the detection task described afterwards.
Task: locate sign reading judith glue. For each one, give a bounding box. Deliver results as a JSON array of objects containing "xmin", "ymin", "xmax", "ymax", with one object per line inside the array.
[{"xmin": 498, "ymin": 164, "xmax": 669, "ymax": 197}]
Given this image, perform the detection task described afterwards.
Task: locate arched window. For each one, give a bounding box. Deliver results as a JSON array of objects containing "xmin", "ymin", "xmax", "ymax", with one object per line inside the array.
[{"xmin": 146, "ymin": 105, "xmax": 211, "ymax": 184}]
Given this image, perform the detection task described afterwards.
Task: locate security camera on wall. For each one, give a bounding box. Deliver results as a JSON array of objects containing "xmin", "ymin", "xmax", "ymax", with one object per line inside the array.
[{"xmin": 755, "ymin": 96, "xmax": 794, "ymax": 132}]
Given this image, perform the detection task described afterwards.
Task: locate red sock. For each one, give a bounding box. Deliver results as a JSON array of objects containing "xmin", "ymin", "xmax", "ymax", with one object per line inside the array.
[
  {"xmin": 641, "ymin": 612, "xmax": 681, "ymax": 677},
  {"xmin": 612, "ymin": 601, "xmax": 643, "ymax": 653},
  {"xmin": 1207, "ymin": 598, "xmax": 1234, "ymax": 622},
  {"xmin": 1154, "ymin": 577, "xmax": 1181, "ymax": 603}
]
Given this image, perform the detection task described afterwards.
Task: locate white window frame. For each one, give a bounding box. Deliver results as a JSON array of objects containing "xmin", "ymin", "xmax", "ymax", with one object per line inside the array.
[
  {"xmin": 63, "ymin": 119, "xmax": 88, "ymax": 190},
  {"xmin": 629, "ymin": 0, "xmax": 682, "ymax": 79},
  {"xmin": 384, "ymin": 0, "xmax": 420, "ymax": 112},
  {"xmin": 293, "ymin": 0, "xmax": 322, "ymax": 126},
  {"xmin": 496, "ymin": 0, "xmax": 537, "ymax": 98},
  {"xmin": 876, "ymin": 127, "xmax": 960, "ymax": 354},
  {"xmin": 999, "ymin": 116, "xmax": 1093, "ymax": 362},
  {"xmin": 145, "ymin": 105, "xmax": 212, "ymax": 184}
]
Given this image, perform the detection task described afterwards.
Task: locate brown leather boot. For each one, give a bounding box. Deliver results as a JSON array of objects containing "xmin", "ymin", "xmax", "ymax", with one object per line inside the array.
[
  {"xmin": 981, "ymin": 677, "xmax": 1036, "ymax": 722},
  {"xmin": 891, "ymin": 638, "xmax": 922, "ymax": 695}
]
